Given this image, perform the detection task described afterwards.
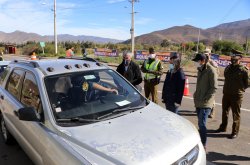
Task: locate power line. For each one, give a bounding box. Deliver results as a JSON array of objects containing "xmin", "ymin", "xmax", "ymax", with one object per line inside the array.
[{"xmin": 217, "ymin": 0, "xmax": 242, "ymax": 40}]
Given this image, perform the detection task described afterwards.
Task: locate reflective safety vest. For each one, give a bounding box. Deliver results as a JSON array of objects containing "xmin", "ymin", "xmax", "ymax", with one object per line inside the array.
[{"xmin": 144, "ymin": 59, "xmax": 160, "ymax": 80}]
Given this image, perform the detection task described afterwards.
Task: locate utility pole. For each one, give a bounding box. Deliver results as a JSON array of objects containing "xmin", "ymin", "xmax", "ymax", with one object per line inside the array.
[
  {"xmin": 196, "ymin": 28, "xmax": 200, "ymax": 53},
  {"xmin": 129, "ymin": 0, "xmax": 138, "ymax": 55},
  {"xmin": 54, "ymin": 0, "xmax": 58, "ymax": 54},
  {"xmin": 246, "ymin": 36, "xmax": 248, "ymax": 54},
  {"xmin": 219, "ymin": 30, "xmax": 222, "ymax": 40}
]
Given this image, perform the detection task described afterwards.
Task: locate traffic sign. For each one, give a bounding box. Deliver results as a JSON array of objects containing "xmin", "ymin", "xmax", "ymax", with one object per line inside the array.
[{"xmin": 40, "ymin": 42, "xmax": 45, "ymax": 48}]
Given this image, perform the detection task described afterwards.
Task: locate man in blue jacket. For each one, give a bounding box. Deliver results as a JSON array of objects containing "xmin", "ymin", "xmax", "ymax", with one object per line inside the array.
[{"xmin": 162, "ymin": 53, "xmax": 185, "ymax": 113}]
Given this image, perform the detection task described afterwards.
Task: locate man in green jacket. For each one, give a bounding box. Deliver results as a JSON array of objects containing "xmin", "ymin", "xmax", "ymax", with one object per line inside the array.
[{"xmin": 192, "ymin": 53, "xmax": 218, "ymax": 149}]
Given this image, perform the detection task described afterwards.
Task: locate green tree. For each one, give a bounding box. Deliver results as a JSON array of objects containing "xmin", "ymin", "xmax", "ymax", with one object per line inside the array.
[
  {"xmin": 160, "ymin": 39, "xmax": 171, "ymax": 47},
  {"xmin": 212, "ymin": 40, "xmax": 244, "ymax": 55},
  {"xmin": 185, "ymin": 42, "xmax": 196, "ymax": 52}
]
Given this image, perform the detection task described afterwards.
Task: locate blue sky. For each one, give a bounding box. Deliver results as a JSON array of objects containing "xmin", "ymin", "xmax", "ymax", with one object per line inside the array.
[{"xmin": 0, "ymin": 0, "xmax": 249, "ymax": 40}]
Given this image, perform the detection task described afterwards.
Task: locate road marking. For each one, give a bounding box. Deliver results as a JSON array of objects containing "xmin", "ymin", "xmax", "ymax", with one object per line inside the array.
[
  {"xmin": 182, "ymin": 96, "xmax": 250, "ymax": 112},
  {"xmin": 148, "ymin": 89, "xmax": 250, "ymax": 112}
]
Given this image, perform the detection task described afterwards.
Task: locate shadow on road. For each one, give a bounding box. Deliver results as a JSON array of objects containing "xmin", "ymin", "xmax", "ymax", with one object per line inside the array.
[
  {"xmin": 206, "ymin": 132, "xmax": 229, "ymax": 138},
  {"xmin": 188, "ymin": 82, "xmax": 197, "ymax": 85},
  {"xmin": 178, "ymin": 110, "xmax": 197, "ymax": 116},
  {"xmin": 207, "ymin": 151, "xmax": 250, "ymax": 165}
]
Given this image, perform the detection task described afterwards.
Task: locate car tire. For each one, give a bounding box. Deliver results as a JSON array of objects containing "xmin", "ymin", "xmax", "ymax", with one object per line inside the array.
[{"xmin": 0, "ymin": 114, "xmax": 15, "ymax": 144}]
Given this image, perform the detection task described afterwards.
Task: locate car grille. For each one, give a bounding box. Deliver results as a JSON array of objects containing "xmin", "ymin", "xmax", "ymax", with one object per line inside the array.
[{"xmin": 172, "ymin": 144, "xmax": 199, "ymax": 165}]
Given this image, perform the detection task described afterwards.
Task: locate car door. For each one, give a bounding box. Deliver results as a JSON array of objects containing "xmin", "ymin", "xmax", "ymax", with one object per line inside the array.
[
  {"xmin": 1, "ymin": 68, "xmax": 25, "ymax": 137},
  {"xmin": 15, "ymin": 71, "xmax": 50, "ymax": 165},
  {"xmin": 2, "ymin": 69, "xmax": 48, "ymax": 165}
]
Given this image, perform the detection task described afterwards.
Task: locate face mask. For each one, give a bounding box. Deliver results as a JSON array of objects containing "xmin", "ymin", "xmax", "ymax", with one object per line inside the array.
[
  {"xmin": 169, "ymin": 64, "xmax": 174, "ymax": 70},
  {"xmin": 124, "ymin": 60, "xmax": 129, "ymax": 66},
  {"xmin": 195, "ymin": 62, "xmax": 201, "ymax": 68},
  {"xmin": 148, "ymin": 54, "xmax": 156, "ymax": 59}
]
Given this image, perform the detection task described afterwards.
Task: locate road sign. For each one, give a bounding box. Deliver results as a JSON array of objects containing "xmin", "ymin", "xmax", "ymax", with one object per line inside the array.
[
  {"xmin": 40, "ymin": 42, "xmax": 45, "ymax": 48},
  {"xmin": 40, "ymin": 42, "xmax": 45, "ymax": 54}
]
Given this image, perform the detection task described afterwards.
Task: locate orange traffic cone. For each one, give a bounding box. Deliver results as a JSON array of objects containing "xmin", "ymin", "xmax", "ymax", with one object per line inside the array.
[
  {"xmin": 183, "ymin": 76, "xmax": 190, "ymax": 96},
  {"xmin": 31, "ymin": 52, "xmax": 36, "ymax": 60}
]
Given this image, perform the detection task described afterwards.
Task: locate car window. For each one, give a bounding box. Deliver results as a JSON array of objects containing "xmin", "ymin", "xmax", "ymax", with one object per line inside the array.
[
  {"xmin": 45, "ymin": 69, "xmax": 147, "ymax": 125},
  {"xmin": 6, "ymin": 69, "xmax": 25, "ymax": 100},
  {"xmin": 0, "ymin": 66, "xmax": 10, "ymax": 84},
  {"xmin": 20, "ymin": 72, "xmax": 41, "ymax": 112}
]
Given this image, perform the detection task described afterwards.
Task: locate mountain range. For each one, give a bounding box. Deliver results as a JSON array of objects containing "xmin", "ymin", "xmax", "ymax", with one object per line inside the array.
[
  {"xmin": 0, "ymin": 31, "xmax": 123, "ymax": 44},
  {"xmin": 132, "ymin": 18, "xmax": 250, "ymax": 45},
  {"xmin": 0, "ymin": 18, "xmax": 250, "ymax": 45}
]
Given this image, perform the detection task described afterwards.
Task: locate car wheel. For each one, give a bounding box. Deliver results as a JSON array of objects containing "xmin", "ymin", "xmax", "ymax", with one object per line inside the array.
[{"xmin": 0, "ymin": 115, "xmax": 14, "ymax": 144}]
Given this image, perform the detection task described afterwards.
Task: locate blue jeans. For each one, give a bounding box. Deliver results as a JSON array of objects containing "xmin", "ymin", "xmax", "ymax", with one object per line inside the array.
[{"xmin": 196, "ymin": 108, "xmax": 211, "ymax": 146}]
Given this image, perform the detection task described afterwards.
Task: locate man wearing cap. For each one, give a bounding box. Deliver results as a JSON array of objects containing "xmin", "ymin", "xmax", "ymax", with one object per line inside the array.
[
  {"xmin": 216, "ymin": 49, "xmax": 249, "ymax": 139},
  {"xmin": 117, "ymin": 51, "xmax": 142, "ymax": 91},
  {"xmin": 141, "ymin": 48, "xmax": 163, "ymax": 104},
  {"xmin": 192, "ymin": 53, "xmax": 218, "ymax": 149},
  {"xmin": 204, "ymin": 48, "xmax": 219, "ymax": 118},
  {"xmin": 162, "ymin": 53, "xmax": 185, "ymax": 113}
]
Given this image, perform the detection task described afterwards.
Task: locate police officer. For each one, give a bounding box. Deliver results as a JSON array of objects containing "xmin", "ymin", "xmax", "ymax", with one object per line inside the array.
[
  {"xmin": 141, "ymin": 48, "xmax": 163, "ymax": 104},
  {"xmin": 216, "ymin": 49, "xmax": 249, "ymax": 139}
]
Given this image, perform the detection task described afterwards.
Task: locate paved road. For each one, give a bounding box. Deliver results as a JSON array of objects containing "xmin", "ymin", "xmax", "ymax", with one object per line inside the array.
[
  {"xmin": 1, "ymin": 55, "xmax": 249, "ymax": 164},
  {"xmin": 155, "ymin": 76, "xmax": 250, "ymax": 165}
]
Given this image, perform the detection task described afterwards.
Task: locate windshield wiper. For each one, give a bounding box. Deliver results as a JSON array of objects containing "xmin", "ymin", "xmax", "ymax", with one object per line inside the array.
[
  {"xmin": 57, "ymin": 117, "xmax": 100, "ymax": 123},
  {"xmin": 97, "ymin": 106, "xmax": 145, "ymax": 120}
]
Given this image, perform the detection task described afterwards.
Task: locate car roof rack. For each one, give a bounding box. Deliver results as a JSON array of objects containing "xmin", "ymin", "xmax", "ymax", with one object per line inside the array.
[
  {"xmin": 11, "ymin": 60, "xmax": 40, "ymax": 68},
  {"xmin": 58, "ymin": 56, "xmax": 98, "ymax": 62}
]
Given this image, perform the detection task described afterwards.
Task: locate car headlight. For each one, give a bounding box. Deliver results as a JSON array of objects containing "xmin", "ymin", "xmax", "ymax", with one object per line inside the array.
[{"xmin": 172, "ymin": 144, "xmax": 199, "ymax": 165}]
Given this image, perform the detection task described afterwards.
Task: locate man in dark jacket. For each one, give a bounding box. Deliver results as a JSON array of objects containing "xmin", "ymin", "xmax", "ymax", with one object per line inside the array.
[
  {"xmin": 116, "ymin": 51, "xmax": 142, "ymax": 91},
  {"xmin": 216, "ymin": 50, "xmax": 249, "ymax": 139},
  {"xmin": 162, "ymin": 54, "xmax": 185, "ymax": 113}
]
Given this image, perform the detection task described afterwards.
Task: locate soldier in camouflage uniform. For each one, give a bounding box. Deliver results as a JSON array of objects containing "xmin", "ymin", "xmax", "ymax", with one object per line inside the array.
[{"xmin": 216, "ymin": 49, "xmax": 249, "ymax": 139}]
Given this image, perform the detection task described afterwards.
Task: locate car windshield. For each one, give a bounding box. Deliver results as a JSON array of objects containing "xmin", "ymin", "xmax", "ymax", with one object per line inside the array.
[{"xmin": 44, "ymin": 69, "xmax": 147, "ymax": 125}]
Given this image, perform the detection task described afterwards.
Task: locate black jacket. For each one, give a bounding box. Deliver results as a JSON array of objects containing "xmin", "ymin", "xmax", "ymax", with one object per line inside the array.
[
  {"xmin": 162, "ymin": 68, "xmax": 185, "ymax": 104},
  {"xmin": 116, "ymin": 60, "xmax": 142, "ymax": 86}
]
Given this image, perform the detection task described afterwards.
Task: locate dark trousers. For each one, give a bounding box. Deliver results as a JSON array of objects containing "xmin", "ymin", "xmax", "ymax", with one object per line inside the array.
[
  {"xmin": 144, "ymin": 80, "xmax": 158, "ymax": 104},
  {"xmin": 219, "ymin": 94, "xmax": 243, "ymax": 135},
  {"xmin": 165, "ymin": 102, "xmax": 178, "ymax": 114}
]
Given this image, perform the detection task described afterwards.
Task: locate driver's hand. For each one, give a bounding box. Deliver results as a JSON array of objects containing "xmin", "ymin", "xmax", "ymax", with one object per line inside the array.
[{"xmin": 110, "ymin": 89, "xmax": 118, "ymax": 95}]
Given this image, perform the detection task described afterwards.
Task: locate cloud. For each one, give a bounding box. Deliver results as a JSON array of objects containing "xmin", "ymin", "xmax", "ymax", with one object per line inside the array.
[
  {"xmin": 0, "ymin": 0, "xmax": 8, "ymax": 5},
  {"xmin": 124, "ymin": 17, "xmax": 153, "ymax": 25},
  {"xmin": 58, "ymin": 27, "xmax": 129, "ymax": 40},
  {"xmin": 0, "ymin": 0, "xmax": 129, "ymax": 40},
  {"xmin": 135, "ymin": 18, "xmax": 153, "ymax": 25},
  {"xmin": 107, "ymin": 0, "xmax": 126, "ymax": 4},
  {"xmin": 183, "ymin": 17, "xmax": 195, "ymax": 24}
]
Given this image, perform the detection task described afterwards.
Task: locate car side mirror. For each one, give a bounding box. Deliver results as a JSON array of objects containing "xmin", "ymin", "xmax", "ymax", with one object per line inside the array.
[{"xmin": 17, "ymin": 107, "xmax": 40, "ymax": 122}]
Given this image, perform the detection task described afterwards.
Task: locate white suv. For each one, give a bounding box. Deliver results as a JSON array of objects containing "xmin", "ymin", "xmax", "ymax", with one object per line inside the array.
[{"xmin": 0, "ymin": 58, "xmax": 206, "ymax": 165}]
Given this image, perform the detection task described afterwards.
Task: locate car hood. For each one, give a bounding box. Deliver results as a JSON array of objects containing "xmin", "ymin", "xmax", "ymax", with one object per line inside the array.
[{"xmin": 58, "ymin": 103, "xmax": 200, "ymax": 165}]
